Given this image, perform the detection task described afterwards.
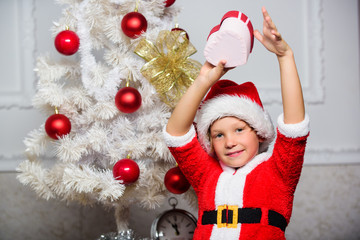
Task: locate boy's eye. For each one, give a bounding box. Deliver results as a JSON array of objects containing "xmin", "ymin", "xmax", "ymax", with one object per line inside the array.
[
  {"xmin": 214, "ymin": 133, "xmax": 223, "ymax": 138},
  {"xmin": 236, "ymin": 128, "xmax": 243, "ymax": 133}
]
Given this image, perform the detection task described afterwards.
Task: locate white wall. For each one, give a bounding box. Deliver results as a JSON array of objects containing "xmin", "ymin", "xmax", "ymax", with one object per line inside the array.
[{"xmin": 0, "ymin": 0, "xmax": 359, "ymax": 239}]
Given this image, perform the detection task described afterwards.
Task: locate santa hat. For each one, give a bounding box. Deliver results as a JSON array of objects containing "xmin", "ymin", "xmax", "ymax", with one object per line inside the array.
[{"xmin": 196, "ymin": 80, "xmax": 275, "ymax": 155}]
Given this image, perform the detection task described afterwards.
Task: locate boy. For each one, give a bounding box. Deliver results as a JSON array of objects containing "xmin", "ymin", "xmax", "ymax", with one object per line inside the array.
[{"xmin": 163, "ymin": 7, "xmax": 309, "ymax": 239}]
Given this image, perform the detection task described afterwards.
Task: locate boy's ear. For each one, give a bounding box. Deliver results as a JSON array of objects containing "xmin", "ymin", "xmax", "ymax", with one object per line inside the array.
[{"xmin": 259, "ymin": 137, "xmax": 265, "ymax": 143}]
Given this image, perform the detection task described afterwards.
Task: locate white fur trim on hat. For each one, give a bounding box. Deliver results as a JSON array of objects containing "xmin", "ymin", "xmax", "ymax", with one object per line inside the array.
[{"xmin": 196, "ymin": 94, "xmax": 275, "ymax": 155}]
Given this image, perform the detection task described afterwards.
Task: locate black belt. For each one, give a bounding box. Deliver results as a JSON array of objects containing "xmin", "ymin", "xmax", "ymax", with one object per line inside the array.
[{"xmin": 201, "ymin": 207, "xmax": 287, "ymax": 232}]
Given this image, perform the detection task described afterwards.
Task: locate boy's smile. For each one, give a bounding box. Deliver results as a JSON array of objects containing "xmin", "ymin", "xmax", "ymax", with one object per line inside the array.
[
  {"xmin": 226, "ymin": 149, "xmax": 244, "ymax": 158},
  {"xmin": 210, "ymin": 116, "xmax": 263, "ymax": 168}
]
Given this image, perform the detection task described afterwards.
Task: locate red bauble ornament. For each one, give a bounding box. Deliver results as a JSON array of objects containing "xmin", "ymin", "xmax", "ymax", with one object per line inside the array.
[
  {"xmin": 45, "ymin": 114, "xmax": 71, "ymax": 140},
  {"xmin": 164, "ymin": 166, "xmax": 190, "ymax": 194},
  {"xmin": 121, "ymin": 12, "xmax": 147, "ymax": 39},
  {"xmin": 113, "ymin": 159, "xmax": 140, "ymax": 184},
  {"xmin": 115, "ymin": 87, "xmax": 142, "ymax": 113},
  {"xmin": 54, "ymin": 30, "xmax": 80, "ymax": 55},
  {"xmin": 171, "ymin": 27, "xmax": 189, "ymax": 40},
  {"xmin": 164, "ymin": 0, "xmax": 176, "ymax": 7}
]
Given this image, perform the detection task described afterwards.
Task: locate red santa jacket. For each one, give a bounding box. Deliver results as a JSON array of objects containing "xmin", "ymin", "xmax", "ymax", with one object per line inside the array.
[{"xmin": 163, "ymin": 114, "xmax": 310, "ymax": 240}]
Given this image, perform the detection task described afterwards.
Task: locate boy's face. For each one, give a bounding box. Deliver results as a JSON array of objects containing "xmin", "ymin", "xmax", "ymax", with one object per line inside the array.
[{"xmin": 210, "ymin": 116, "xmax": 263, "ymax": 168}]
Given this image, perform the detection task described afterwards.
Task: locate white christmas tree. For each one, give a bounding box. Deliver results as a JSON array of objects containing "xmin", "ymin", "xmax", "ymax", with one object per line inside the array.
[{"xmin": 16, "ymin": 0, "xmax": 200, "ymax": 234}]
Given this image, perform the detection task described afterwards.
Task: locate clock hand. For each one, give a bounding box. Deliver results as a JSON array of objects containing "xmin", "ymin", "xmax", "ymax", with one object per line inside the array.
[{"xmin": 171, "ymin": 223, "xmax": 180, "ymax": 235}]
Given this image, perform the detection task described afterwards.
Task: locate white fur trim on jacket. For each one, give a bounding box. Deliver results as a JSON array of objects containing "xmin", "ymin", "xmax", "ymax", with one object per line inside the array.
[
  {"xmin": 196, "ymin": 95, "xmax": 275, "ymax": 155},
  {"xmin": 211, "ymin": 152, "xmax": 271, "ymax": 239},
  {"xmin": 163, "ymin": 124, "xmax": 196, "ymax": 148},
  {"xmin": 277, "ymin": 113, "xmax": 310, "ymax": 138}
]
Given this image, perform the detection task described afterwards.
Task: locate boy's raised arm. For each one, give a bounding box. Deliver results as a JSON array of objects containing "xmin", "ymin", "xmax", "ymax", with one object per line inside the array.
[
  {"xmin": 277, "ymin": 51, "xmax": 305, "ymax": 124},
  {"xmin": 166, "ymin": 61, "xmax": 228, "ymax": 136},
  {"xmin": 254, "ymin": 7, "xmax": 305, "ymax": 124}
]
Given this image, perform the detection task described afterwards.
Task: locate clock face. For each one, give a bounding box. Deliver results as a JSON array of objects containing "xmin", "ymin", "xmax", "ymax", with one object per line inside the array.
[{"xmin": 153, "ymin": 209, "xmax": 197, "ymax": 240}]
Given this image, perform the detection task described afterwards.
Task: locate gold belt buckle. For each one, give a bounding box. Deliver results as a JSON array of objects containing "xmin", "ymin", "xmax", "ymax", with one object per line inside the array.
[
  {"xmin": 227, "ymin": 205, "xmax": 238, "ymax": 228},
  {"xmin": 216, "ymin": 204, "xmax": 238, "ymax": 228}
]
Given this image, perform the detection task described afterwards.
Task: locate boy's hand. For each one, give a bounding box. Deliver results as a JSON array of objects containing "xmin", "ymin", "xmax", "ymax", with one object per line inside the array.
[
  {"xmin": 198, "ymin": 60, "xmax": 229, "ymax": 86},
  {"xmin": 254, "ymin": 7, "xmax": 291, "ymax": 57}
]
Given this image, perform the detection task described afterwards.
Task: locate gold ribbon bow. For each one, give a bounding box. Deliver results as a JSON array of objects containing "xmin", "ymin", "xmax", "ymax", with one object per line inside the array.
[{"xmin": 134, "ymin": 30, "xmax": 201, "ymax": 108}]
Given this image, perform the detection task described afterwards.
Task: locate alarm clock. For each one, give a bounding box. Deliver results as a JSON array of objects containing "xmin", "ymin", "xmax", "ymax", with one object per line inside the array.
[{"xmin": 151, "ymin": 197, "xmax": 197, "ymax": 240}]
